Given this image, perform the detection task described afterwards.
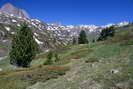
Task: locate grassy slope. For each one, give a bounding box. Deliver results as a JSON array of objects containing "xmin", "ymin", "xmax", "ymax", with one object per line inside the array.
[
  {"xmin": 28, "ymin": 45, "xmax": 133, "ymax": 89},
  {"xmin": 0, "ymin": 44, "xmax": 90, "ymax": 89},
  {"xmin": 0, "ymin": 24, "xmax": 133, "ymax": 89},
  {"xmin": 0, "ymin": 43, "xmax": 9, "ymax": 57},
  {"xmin": 28, "ymin": 24, "xmax": 133, "ymax": 89}
]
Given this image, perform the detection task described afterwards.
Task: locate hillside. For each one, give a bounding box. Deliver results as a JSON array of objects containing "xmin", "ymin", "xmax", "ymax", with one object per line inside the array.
[
  {"xmin": 0, "ymin": 3, "xmax": 129, "ymax": 59},
  {"xmin": 27, "ymin": 24, "xmax": 133, "ymax": 89},
  {"xmin": 0, "ymin": 3, "xmax": 102, "ymax": 58},
  {"xmin": 0, "ymin": 23, "xmax": 132, "ymax": 89}
]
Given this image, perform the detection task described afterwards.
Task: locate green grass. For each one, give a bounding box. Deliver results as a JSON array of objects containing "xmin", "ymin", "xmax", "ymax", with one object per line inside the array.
[
  {"xmin": 0, "ymin": 65, "xmax": 69, "ymax": 89},
  {"xmin": 0, "ymin": 42, "xmax": 133, "ymax": 89},
  {"xmin": 0, "ymin": 44, "xmax": 92, "ymax": 89},
  {"xmin": 0, "ymin": 57, "xmax": 11, "ymax": 69},
  {"xmin": 31, "ymin": 44, "xmax": 91, "ymax": 66},
  {"xmin": 89, "ymin": 43, "xmax": 129, "ymax": 59}
]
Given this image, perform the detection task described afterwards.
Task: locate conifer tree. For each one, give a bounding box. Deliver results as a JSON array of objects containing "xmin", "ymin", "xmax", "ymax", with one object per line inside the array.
[
  {"xmin": 9, "ymin": 23, "xmax": 38, "ymax": 67},
  {"xmin": 98, "ymin": 26, "xmax": 115, "ymax": 41},
  {"xmin": 78, "ymin": 30, "xmax": 88, "ymax": 44}
]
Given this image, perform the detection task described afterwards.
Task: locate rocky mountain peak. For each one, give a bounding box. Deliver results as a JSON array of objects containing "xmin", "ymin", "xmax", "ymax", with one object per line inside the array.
[
  {"xmin": 1, "ymin": 3, "xmax": 14, "ymax": 9},
  {"xmin": 0, "ymin": 3, "xmax": 29, "ymax": 18}
]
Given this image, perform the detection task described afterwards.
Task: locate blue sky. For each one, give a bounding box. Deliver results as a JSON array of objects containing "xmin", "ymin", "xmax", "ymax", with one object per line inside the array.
[{"xmin": 0, "ymin": 0, "xmax": 133, "ymax": 26}]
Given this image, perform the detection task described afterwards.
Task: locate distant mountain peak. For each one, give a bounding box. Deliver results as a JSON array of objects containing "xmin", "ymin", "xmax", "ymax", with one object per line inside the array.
[
  {"xmin": 0, "ymin": 3, "xmax": 29, "ymax": 18},
  {"xmin": 1, "ymin": 3, "xmax": 15, "ymax": 9}
]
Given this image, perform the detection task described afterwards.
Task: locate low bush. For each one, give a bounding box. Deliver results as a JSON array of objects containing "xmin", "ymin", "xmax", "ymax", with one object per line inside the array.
[
  {"xmin": 85, "ymin": 58, "xmax": 99, "ymax": 63},
  {"xmin": 43, "ymin": 51, "xmax": 53, "ymax": 65},
  {"xmin": 43, "ymin": 51, "xmax": 61, "ymax": 65}
]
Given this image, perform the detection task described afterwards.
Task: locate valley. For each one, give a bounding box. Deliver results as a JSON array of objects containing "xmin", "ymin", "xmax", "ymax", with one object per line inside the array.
[{"xmin": 0, "ymin": 3, "xmax": 132, "ymax": 89}]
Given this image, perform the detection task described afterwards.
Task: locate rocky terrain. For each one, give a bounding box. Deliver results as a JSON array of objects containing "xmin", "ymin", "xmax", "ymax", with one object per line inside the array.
[
  {"xmin": 0, "ymin": 3, "xmax": 132, "ymax": 89},
  {"xmin": 0, "ymin": 3, "xmax": 29, "ymax": 18}
]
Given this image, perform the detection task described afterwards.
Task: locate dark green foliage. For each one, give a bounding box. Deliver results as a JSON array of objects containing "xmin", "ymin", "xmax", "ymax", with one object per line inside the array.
[
  {"xmin": 44, "ymin": 51, "xmax": 53, "ymax": 65},
  {"xmin": 72, "ymin": 37, "xmax": 78, "ymax": 45},
  {"xmin": 47, "ymin": 51, "xmax": 53, "ymax": 60},
  {"xmin": 9, "ymin": 23, "xmax": 38, "ymax": 67},
  {"xmin": 98, "ymin": 26, "xmax": 115, "ymax": 41},
  {"xmin": 44, "ymin": 51, "xmax": 61, "ymax": 65},
  {"xmin": 92, "ymin": 40, "xmax": 95, "ymax": 43},
  {"xmin": 55, "ymin": 53, "xmax": 60, "ymax": 62},
  {"xmin": 78, "ymin": 30, "xmax": 88, "ymax": 44}
]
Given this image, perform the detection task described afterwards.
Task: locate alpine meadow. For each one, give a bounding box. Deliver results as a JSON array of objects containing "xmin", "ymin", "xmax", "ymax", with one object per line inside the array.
[{"xmin": 0, "ymin": 0, "xmax": 133, "ymax": 89}]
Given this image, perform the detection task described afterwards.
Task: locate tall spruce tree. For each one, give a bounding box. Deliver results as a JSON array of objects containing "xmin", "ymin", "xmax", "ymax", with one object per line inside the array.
[
  {"xmin": 78, "ymin": 30, "xmax": 88, "ymax": 44},
  {"xmin": 9, "ymin": 23, "xmax": 38, "ymax": 67}
]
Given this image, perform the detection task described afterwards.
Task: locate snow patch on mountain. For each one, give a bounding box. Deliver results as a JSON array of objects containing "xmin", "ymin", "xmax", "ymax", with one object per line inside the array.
[
  {"xmin": 12, "ymin": 19, "xmax": 17, "ymax": 23},
  {"xmin": 118, "ymin": 21, "xmax": 129, "ymax": 27},
  {"xmin": 33, "ymin": 36, "xmax": 43, "ymax": 44},
  {"xmin": 34, "ymin": 33, "xmax": 39, "ymax": 37},
  {"xmin": 31, "ymin": 19, "xmax": 41, "ymax": 23},
  {"xmin": 17, "ymin": 24, "xmax": 20, "ymax": 27},
  {"xmin": 11, "ymin": 32, "xmax": 15, "ymax": 34},
  {"xmin": 5, "ymin": 26, "xmax": 10, "ymax": 31}
]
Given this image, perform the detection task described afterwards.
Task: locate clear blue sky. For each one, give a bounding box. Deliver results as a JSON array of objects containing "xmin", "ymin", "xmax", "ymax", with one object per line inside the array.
[{"xmin": 0, "ymin": 0, "xmax": 133, "ymax": 26}]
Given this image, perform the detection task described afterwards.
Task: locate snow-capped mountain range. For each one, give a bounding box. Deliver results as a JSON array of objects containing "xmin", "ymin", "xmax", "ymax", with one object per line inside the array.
[{"xmin": 0, "ymin": 3, "xmax": 129, "ymax": 57}]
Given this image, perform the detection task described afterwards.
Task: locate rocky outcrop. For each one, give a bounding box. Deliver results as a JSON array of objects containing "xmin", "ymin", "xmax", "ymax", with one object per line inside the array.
[{"xmin": 0, "ymin": 3, "xmax": 29, "ymax": 18}]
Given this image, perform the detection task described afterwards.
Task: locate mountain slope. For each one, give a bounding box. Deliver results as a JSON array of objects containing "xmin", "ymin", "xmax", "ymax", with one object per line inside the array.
[
  {"xmin": 0, "ymin": 3, "xmax": 102, "ymax": 57},
  {"xmin": 0, "ymin": 3, "xmax": 29, "ymax": 18},
  {"xmin": 0, "ymin": 3, "xmax": 75, "ymax": 57},
  {"xmin": 0, "ymin": 23, "xmax": 132, "ymax": 89},
  {"xmin": 27, "ymin": 24, "xmax": 133, "ymax": 89}
]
